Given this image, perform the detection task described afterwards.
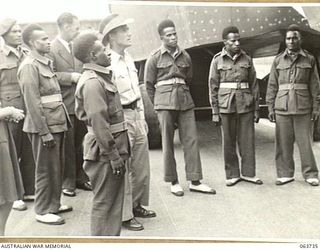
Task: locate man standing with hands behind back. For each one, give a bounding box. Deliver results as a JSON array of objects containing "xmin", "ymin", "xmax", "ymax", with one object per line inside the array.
[{"xmin": 49, "ymin": 13, "xmax": 91, "ymax": 197}]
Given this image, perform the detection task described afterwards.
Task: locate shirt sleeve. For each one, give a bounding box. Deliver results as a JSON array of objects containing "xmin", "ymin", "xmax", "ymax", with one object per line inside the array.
[
  {"xmin": 266, "ymin": 60, "xmax": 279, "ymax": 114},
  {"xmin": 144, "ymin": 55, "xmax": 157, "ymax": 104},
  {"xmin": 309, "ymin": 56, "xmax": 320, "ymax": 112},
  {"xmin": 185, "ymin": 52, "xmax": 193, "ymax": 85},
  {"xmin": 249, "ymin": 58, "xmax": 259, "ymax": 111},
  {"xmin": 18, "ymin": 63, "xmax": 50, "ymax": 136},
  {"xmin": 208, "ymin": 57, "xmax": 220, "ymax": 115},
  {"xmin": 82, "ymin": 78, "xmax": 121, "ymax": 161}
]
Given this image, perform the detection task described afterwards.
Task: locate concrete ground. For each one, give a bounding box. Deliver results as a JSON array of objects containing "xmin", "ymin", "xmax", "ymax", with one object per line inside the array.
[{"xmin": 5, "ymin": 119, "xmax": 320, "ymax": 240}]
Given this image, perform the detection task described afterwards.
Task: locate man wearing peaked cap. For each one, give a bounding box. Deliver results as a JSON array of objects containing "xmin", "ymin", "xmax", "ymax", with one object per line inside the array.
[
  {"xmin": 266, "ymin": 24, "xmax": 320, "ymax": 186},
  {"xmin": 0, "ymin": 18, "xmax": 36, "ymax": 211},
  {"xmin": 208, "ymin": 26, "xmax": 262, "ymax": 187},
  {"xmin": 145, "ymin": 19, "xmax": 216, "ymax": 196},
  {"xmin": 100, "ymin": 15, "xmax": 156, "ymax": 231}
]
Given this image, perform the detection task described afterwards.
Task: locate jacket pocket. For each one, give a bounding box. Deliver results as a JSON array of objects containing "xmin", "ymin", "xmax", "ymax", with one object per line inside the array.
[
  {"xmin": 0, "ymin": 63, "xmax": 18, "ymax": 83},
  {"xmin": 296, "ymin": 63, "xmax": 312, "ymax": 82},
  {"xmin": 241, "ymin": 89, "xmax": 254, "ymax": 108},
  {"xmin": 42, "ymin": 102, "xmax": 66, "ymax": 126},
  {"xmin": 154, "ymin": 85, "xmax": 173, "ymax": 106},
  {"xmin": 274, "ymin": 90, "xmax": 289, "ymax": 111},
  {"xmin": 296, "ymin": 90, "xmax": 311, "ymax": 110},
  {"xmin": 181, "ymin": 85, "xmax": 195, "ymax": 107},
  {"xmin": 218, "ymin": 88, "xmax": 231, "ymax": 108}
]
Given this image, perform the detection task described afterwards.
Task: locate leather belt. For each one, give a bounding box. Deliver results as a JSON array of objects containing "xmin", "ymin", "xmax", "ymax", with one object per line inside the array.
[
  {"xmin": 40, "ymin": 94, "xmax": 62, "ymax": 104},
  {"xmin": 87, "ymin": 121, "xmax": 127, "ymax": 135},
  {"xmin": 279, "ymin": 83, "xmax": 308, "ymax": 90},
  {"xmin": 220, "ymin": 82, "xmax": 249, "ymax": 89},
  {"xmin": 156, "ymin": 77, "xmax": 186, "ymax": 88},
  {"xmin": 122, "ymin": 100, "xmax": 138, "ymax": 110}
]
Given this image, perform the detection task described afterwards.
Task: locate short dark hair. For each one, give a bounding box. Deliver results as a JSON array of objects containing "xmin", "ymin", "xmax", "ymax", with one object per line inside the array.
[
  {"xmin": 73, "ymin": 32, "xmax": 98, "ymax": 63},
  {"xmin": 158, "ymin": 19, "xmax": 175, "ymax": 35},
  {"xmin": 57, "ymin": 12, "xmax": 78, "ymax": 29},
  {"xmin": 286, "ymin": 24, "xmax": 302, "ymax": 37},
  {"xmin": 22, "ymin": 23, "xmax": 43, "ymax": 47},
  {"xmin": 222, "ymin": 26, "xmax": 239, "ymax": 39}
]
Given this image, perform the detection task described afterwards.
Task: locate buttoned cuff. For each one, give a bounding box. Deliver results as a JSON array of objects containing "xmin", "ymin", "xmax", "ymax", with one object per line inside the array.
[{"xmin": 212, "ymin": 107, "xmax": 219, "ymax": 115}]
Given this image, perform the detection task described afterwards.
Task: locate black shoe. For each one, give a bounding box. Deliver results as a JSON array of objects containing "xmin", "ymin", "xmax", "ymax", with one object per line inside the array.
[
  {"xmin": 122, "ymin": 218, "xmax": 144, "ymax": 231},
  {"xmin": 62, "ymin": 189, "xmax": 76, "ymax": 197},
  {"xmin": 133, "ymin": 205, "xmax": 156, "ymax": 218},
  {"xmin": 76, "ymin": 181, "xmax": 92, "ymax": 191}
]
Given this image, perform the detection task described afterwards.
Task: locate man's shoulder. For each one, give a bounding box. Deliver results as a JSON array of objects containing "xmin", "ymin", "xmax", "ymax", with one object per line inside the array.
[{"xmin": 149, "ymin": 47, "xmax": 162, "ymax": 57}]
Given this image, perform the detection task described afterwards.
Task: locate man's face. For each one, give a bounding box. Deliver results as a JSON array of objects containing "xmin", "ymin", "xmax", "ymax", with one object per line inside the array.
[
  {"xmin": 161, "ymin": 27, "xmax": 178, "ymax": 49},
  {"xmin": 92, "ymin": 40, "xmax": 111, "ymax": 67},
  {"xmin": 224, "ymin": 32, "xmax": 240, "ymax": 55},
  {"xmin": 110, "ymin": 25, "xmax": 132, "ymax": 48},
  {"xmin": 67, "ymin": 18, "xmax": 80, "ymax": 41},
  {"xmin": 3, "ymin": 24, "xmax": 22, "ymax": 47},
  {"xmin": 285, "ymin": 31, "xmax": 301, "ymax": 52},
  {"xmin": 30, "ymin": 30, "xmax": 51, "ymax": 54}
]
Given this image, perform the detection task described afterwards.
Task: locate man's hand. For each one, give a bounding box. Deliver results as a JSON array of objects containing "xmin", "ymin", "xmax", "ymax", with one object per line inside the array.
[
  {"xmin": 254, "ymin": 110, "xmax": 260, "ymax": 123},
  {"xmin": 110, "ymin": 157, "xmax": 126, "ymax": 178},
  {"xmin": 71, "ymin": 73, "xmax": 81, "ymax": 83},
  {"xmin": 268, "ymin": 112, "xmax": 276, "ymax": 123},
  {"xmin": 2, "ymin": 107, "xmax": 24, "ymax": 123},
  {"xmin": 41, "ymin": 133, "xmax": 56, "ymax": 148},
  {"xmin": 212, "ymin": 114, "xmax": 221, "ymax": 126},
  {"xmin": 311, "ymin": 111, "xmax": 320, "ymax": 121}
]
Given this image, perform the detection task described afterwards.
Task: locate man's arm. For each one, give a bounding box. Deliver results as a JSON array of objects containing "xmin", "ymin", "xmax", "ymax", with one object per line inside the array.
[
  {"xmin": 18, "ymin": 63, "xmax": 51, "ymax": 136},
  {"xmin": 248, "ymin": 58, "xmax": 260, "ymax": 122},
  {"xmin": 309, "ymin": 56, "xmax": 320, "ymax": 120},
  {"xmin": 184, "ymin": 51, "xmax": 193, "ymax": 85},
  {"xmin": 266, "ymin": 60, "xmax": 279, "ymax": 122},
  {"xmin": 208, "ymin": 57, "xmax": 220, "ymax": 115},
  {"xmin": 144, "ymin": 55, "xmax": 157, "ymax": 104}
]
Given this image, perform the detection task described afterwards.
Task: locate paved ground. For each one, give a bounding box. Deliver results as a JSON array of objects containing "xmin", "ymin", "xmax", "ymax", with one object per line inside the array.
[{"xmin": 5, "ymin": 119, "xmax": 320, "ymax": 240}]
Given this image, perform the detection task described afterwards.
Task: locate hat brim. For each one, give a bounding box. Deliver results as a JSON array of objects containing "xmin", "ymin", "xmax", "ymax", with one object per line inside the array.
[{"xmin": 101, "ymin": 18, "xmax": 134, "ymax": 45}]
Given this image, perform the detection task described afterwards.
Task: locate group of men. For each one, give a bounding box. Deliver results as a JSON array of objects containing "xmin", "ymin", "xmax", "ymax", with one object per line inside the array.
[{"xmin": 0, "ymin": 10, "xmax": 319, "ymax": 236}]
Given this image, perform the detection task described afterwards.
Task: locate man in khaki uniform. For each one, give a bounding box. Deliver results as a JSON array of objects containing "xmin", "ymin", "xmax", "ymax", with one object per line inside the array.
[
  {"xmin": 266, "ymin": 24, "xmax": 320, "ymax": 186},
  {"xmin": 74, "ymin": 32, "xmax": 129, "ymax": 236},
  {"xmin": 208, "ymin": 26, "xmax": 262, "ymax": 186},
  {"xmin": 145, "ymin": 19, "xmax": 215, "ymax": 196},
  {"xmin": 0, "ymin": 18, "xmax": 35, "ymax": 211},
  {"xmin": 18, "ymin": 24, "xmax": 72, "ymax": 225}
]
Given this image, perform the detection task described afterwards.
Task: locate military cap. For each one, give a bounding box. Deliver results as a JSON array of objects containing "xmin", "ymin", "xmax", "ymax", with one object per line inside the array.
[
  {"xmin": 0, "ymin": 18, "xmax": 17, "ymax": 36},
  {"xmin": 98, "ymin": 14, "xmax": 119, "ymax": 34},
  {"xmin": 157, "ymin": 19, "xmax": 175, "ymax": 35},
  {"xmin": 222, "ymin": 26, "xmax": 239, "ymax": 39},
  {"xmin": 101, "ymin": 16, "xmax": 134, "ymax": 45}
]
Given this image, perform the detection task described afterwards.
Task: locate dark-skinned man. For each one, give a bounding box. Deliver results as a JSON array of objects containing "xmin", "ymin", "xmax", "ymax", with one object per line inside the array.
[
  {"xmin": 0, "ymin": 18, "xmax": 35, "ymax": 211},
  {"xmin": 208, "ymin": 26, "xmax": 262, "ymax": 187},
  {"xmin": 266, "ymin": 24, "xmax": 320, "ymax": 186},
  {"xmin": 100, "ymin": 15, "xmax": 156, "ymax": 231},
  {"xmin": 49, "ymin": 12, "xmax": 91, "ymax": 197},
  {"xmin": 145, "ymin": 19, "xmax": 215, "ymax": 196},
  {"xmin": 74, "ymin": 32, "xmax": 129, "ymax": 236},
  {"xmin": 18, "ymin": 24, "xmax": 72, "ymax": 225}
]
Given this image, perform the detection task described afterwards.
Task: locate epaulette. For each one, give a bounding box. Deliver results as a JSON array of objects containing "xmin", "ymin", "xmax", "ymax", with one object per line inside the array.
[
  {"xmin": 213, "ymin": 51, "xmax": 222, "ymax": 59},
  {"xmin": 275, "ymin": 51, "xmax": 285, "ymax": 58},
  {"xmin": 150, "ymin": 47, "xmax": 161, "ymax": 56}
]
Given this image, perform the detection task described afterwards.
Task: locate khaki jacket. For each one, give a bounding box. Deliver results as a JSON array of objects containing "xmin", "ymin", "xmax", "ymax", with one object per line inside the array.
[
  {"xmin": 17, "ymin": 51, "xmax": 69, "ymax": 135},
  {"xmin": 0, "ymin": 45, "xmax": 28, "ymax": 110},
  {"xmin": 75, "ymin": 63, "xmax": 129, "ymax": 162},
  {"xmin": 208, "ymin": 48, "xmax": 259, "ymax": 114},
  {"xmin": 266, "ymin": 49, "xmax": 320, "ymax": 115}
]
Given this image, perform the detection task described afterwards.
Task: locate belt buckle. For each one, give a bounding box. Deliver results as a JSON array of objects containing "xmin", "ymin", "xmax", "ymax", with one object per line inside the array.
[{"xmin": 237, "ymin": 82, "xmax": 241, "ymax": 89}]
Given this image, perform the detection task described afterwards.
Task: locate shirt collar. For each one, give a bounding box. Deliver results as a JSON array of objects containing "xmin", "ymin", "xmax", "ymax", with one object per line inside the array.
[
  {"xmin": 110, "ymin": 49, "xmax": 128, "ymax": 63},
  {"xmin": 221, "ymin": 47, "xmax": 245, "ymax": 60},
  {"xmin": 57, "ymin": 36, "xmax": 71, "ymax": 53},
  {"xmin": 284, "ymin": 48, "xmax": 306, "ymax": 58},
  {"xmin": 2, "ymin": 44, "xmax": 21, "ymax": 57},
  {"xmin": 30, "ymin": 51, "xmax": 51, "ymax": 65},
  {"xmin": 160, "ymin": 45, "xmax": 181, "ymax": 56},
  {"xmin": 83, "ymin": 63, "xmax": 111, "ymax": 75}
]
